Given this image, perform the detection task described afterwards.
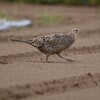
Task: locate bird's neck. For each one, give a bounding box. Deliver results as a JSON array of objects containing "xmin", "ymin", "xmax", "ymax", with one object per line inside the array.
[{"xmin": 68, "ymin": 32, "xmax": 77, "ymax": 40}]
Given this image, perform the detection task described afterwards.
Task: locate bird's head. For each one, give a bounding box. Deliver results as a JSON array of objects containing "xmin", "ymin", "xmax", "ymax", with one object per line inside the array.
[
  {"xmin": 68, "ymin": 29, "xmax": 79, "ymax": 40},
  {"xmin": 72, "ymin": 29, "xmax": 79, "ymax": 34}
]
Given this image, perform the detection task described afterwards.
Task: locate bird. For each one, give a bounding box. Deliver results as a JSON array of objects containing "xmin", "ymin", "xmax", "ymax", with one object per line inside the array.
[{"xmin": 9, "ymin": 29, "xmax": 79, "ymax": 62}]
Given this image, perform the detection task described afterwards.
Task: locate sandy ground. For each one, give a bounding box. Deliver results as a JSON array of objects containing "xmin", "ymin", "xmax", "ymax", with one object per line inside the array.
[{"xmin": 0, "ymin": 3, "xmax": 100, "ymax": 100}]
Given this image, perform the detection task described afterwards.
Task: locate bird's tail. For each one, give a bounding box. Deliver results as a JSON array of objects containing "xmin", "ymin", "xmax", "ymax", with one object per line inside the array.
[
  {"xmin": 9, "ymin": 36, "xmax": 32, "ymax": 44},
  {"xmin": 9, "ymin": 36, "xmax": 43, "ymax": 48}
]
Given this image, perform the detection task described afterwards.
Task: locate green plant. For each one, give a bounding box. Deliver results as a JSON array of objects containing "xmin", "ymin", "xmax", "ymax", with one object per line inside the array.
[
  {"xmin": 88, "ymin": 0, "xmax": 97, "ymax": 6},
  {"xmin": 37, "ymin": 12, "xmax": 64, "ymax": 26},
  {"xmin": 0, "ymin": 10, "xmax": 12, "ymax": 19},
  {"xmin": 2, "ymin": 0, "xmax": 100, "ymax": 6},
  {"xmin": 96, "ymin": 0, "xmax": 100, "ymax": 5}
]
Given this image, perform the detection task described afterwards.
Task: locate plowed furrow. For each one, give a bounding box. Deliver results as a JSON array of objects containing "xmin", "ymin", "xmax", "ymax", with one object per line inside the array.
[
  {"xmin": 0, "ymin": 73, "xmax": 100, "ymax": 100},
  {"xmin": 0, "ymin": 44, "xmax": 100, "ymax": 64}
]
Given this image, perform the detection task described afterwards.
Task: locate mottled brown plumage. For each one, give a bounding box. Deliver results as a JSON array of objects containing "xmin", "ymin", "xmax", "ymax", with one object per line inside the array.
[{"xmin": 10, "ymin": 29, "xmax": 79, "ymax": 62}]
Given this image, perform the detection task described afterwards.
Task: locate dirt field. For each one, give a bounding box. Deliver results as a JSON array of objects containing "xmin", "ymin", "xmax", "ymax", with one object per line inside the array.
[{"xmin": 0, "ymin": 3, "xmax": 100, "ymax": 100}]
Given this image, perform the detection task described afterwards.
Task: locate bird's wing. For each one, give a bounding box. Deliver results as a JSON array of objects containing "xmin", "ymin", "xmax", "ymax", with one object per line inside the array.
[
  {"xmin": 29, "ymin": 37, "xmax": 44, "ymax": 48},
  {"xmin": 39, "ymin": 34, "xmax": 62, "ymax": 46},
  {"xmin": 43, "ymin": 33, "xmax": 75, "ymax": 47}
]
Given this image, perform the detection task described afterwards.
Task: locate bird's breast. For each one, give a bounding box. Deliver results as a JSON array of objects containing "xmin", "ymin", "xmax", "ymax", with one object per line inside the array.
[{"xmin": 38, "ymin": 36, "xmax": 75, "ymax": 54}]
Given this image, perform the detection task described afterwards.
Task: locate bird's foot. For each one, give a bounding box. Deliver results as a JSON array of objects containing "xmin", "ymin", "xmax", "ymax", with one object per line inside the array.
[
  {"xmin": 66, "ymin": 59, "xmax": 75, "ymax": 62},
  {"xmin": 46, "ymin": 60, "xmax": 52, "ymax": 63}
]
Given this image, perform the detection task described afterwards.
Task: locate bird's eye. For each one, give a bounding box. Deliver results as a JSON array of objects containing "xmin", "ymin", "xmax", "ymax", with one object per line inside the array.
[{"xmin": 75, "ymin": 30, "xmax": 78, "ymax": 32}]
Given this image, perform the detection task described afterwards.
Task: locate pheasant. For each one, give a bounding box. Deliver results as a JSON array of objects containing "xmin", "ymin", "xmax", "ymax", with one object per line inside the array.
[{"xmin": 9, "ymin": 29, "xmax": 79, "ymax": 62}]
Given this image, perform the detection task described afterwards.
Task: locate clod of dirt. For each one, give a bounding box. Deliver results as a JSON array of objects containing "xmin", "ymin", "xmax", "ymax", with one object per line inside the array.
[{"xmin": 0, "ymin": 60, "xmax": 8, "ymax": 64}]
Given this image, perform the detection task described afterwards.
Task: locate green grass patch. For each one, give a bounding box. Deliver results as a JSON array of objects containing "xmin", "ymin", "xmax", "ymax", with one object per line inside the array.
[
  {"xmin": 0, "ymin": 10, "xmax": 12, "ymax": 19},
  {"xmin": 2, "ymin": 0, "xmax": 100, "ymax": 6},
  {"xmin": 37, "ymin": 12, "xmax": 65, "ymax": 26}
]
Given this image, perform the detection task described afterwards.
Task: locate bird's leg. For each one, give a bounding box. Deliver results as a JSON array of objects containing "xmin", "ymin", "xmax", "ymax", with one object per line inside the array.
[
  {"xmin": 57, "ymin": 53, "xmax": 74, "ymax": 62},
  {"xmin": 46, "ymin": 54, "xmax": 49, "ymax": 62}
]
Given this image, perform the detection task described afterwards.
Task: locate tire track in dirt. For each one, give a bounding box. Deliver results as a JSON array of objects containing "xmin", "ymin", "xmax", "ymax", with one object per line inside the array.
[
  {"xmin": 0, "ymin": 44, "xmax": 100, "ymax": 64},
  {"xmin": 66, "ymin": 44, "xmax": 100, "ymax": 54},
  {"xmin": 0, "ymin": 72, "xmax": 100, "ymax": 100},
  {"xmin": 0, "ymin": 28, "xmax": 100, "ymax": 42}
]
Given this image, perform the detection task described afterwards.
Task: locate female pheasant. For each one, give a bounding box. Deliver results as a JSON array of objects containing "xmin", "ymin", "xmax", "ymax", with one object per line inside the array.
[{"xmin": 10, "ymin": 29, "xmax": 79, "ymax": 62}]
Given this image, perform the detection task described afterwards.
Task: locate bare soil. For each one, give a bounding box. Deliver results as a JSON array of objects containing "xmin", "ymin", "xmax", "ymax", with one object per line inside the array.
[{"xmin": 0, "ymin": 3, "xmax": 100, "ymax": 100}]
